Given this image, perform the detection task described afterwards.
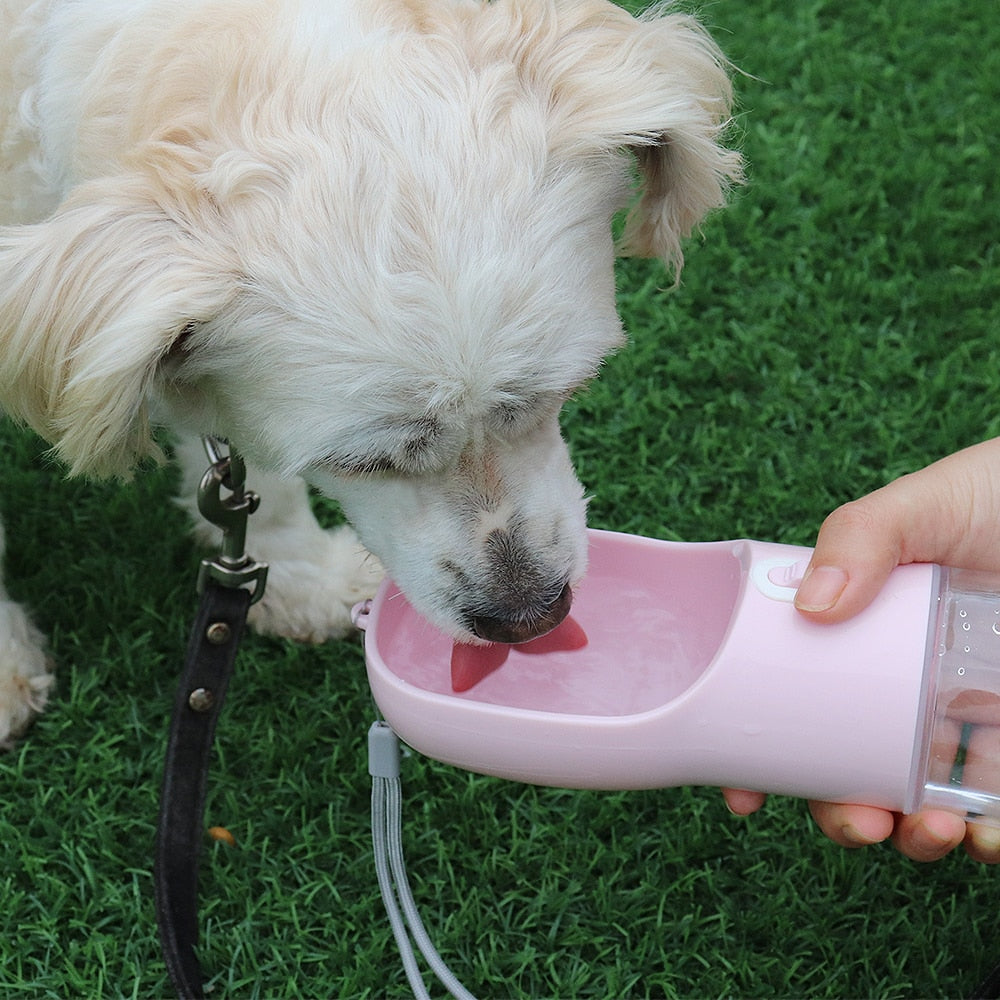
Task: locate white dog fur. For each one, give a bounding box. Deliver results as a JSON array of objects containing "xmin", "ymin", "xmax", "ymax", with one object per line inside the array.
[{"xmin": 0, "ymin": 0, "xmax": 740, "ymax": 744}]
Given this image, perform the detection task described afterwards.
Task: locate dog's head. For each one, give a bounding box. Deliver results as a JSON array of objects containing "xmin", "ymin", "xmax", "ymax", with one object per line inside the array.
[{"xmin": 0, "ymin": 0, "xmax": 740, "ymax": 641}]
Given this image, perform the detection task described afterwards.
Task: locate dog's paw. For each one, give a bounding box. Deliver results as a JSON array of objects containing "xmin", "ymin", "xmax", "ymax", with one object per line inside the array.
[
  {"xmin": 247, "ymin": 525, "xmax": 384, "ymax": 643},
  {"xmin": 0, "ymin": 599, "xmax": 54, "ymax": 748}
]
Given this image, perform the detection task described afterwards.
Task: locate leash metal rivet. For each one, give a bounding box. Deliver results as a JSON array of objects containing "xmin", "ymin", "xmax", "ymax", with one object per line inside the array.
[
  {"xmin": 205, "ymin": 621, "xmax": 232, "ymax": 645},
  {"xmin": 188, "ymin": 688, "xmax": 215, "ymax": 713}
]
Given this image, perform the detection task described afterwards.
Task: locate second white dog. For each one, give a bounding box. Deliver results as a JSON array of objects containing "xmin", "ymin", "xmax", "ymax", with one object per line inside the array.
[{"xmin": 0, "ymin": 0, "xmax": 741, "ymax": 743}]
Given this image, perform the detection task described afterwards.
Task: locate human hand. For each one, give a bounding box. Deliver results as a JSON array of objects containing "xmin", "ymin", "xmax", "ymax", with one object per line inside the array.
[
  {"xmin": 723, "ymin": 786, "xmax": 1000, "ymax": 862},
  {"xmin": 725, "ymin": 437, "xmax": 1000, "ymax": 863}
]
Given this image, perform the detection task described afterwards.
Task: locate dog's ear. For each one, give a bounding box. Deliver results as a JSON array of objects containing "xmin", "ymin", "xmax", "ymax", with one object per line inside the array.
[
  {"xmin": 497, "ymin": 0, "xmax": 743, "ymax": 274},
  {"xmin": 0, "ymin": 174, "xmax": 233, "ymax": 477}
]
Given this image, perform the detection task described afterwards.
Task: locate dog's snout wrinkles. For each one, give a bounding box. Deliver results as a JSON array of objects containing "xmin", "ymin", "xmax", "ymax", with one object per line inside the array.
[{"xmin": 470, "ymin": 581, "xmax": 573, "ymax": 644}]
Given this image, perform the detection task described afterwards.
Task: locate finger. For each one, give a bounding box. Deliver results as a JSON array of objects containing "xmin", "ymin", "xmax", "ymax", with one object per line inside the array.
[
  {"xmin": 951, "ymin": 725, "xmax": 1000, "ymax": 863},
  {"xmin": 964, "ymin": 823, "xmax": 1000, "ymax": 863},
  {"xmin": 722, "ymin": 788, "xmax": 766, "ymax": 816},
  {"xmin": 796, "ymin": 438, "xmax": 1000, "ymax": 624},
  {"xmin": 891, "ymin": 810, "xmax": 966, "ymax": 862},
  {"xmin": 960, "ymin": 724, "xmax": 1000, "ymax": 792},
  {"xmin": 926, "ymin": 716, "xmax": 963, "ymax": 787},
  {"xmin": 793, "ymin": 496, "xmax": 901, "ymax": 623},
  {"xmin": 792, "ymin": 478, "xmax": 931, "ymax": 623},
  {"xmin": 808, "ymin": 800, "xmax": 895, "ymax": 847}
]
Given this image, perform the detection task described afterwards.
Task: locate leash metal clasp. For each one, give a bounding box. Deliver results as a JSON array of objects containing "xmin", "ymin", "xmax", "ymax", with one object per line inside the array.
[{"xmin": 196, "ymin": 437, "xmax": 268, "ymax": 604}]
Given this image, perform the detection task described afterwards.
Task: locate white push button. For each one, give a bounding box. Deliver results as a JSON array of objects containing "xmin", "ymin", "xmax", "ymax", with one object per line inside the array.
[
  {"xmin": 751, "ymin": 558, "xmax": 811, "ymax": 602},
  {"xmin": 767, "ymin": 559, "xmax": 810, "ymax": 589}
]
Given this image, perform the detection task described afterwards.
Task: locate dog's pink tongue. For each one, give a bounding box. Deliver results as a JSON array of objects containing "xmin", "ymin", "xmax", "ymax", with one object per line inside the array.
[
  {"xmin": 450, "ymin": 642, "xmax": 511, "ymax": 693},
  {"xmin": 450, "ymin": 616, "xmax": 588, "ymax": 692}
]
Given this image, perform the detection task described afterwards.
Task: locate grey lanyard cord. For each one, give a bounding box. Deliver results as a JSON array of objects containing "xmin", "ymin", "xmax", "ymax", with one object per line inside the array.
[{"xmin": 368, "ymin": 721, "xmax": 478, "ymax": 1000}]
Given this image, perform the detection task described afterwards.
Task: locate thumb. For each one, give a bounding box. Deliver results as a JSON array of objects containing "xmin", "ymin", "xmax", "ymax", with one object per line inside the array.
[
  {"xmin": 794, "ymin": 438, "xmax": 1000, "ymax": 624},
  {"xmin": 793, "ymin": 491, "xmax": 906, "ymax": 623}
]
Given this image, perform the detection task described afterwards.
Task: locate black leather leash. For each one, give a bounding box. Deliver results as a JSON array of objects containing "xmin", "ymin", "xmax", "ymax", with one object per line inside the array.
[
  {"xmin": 154, "ymin": 441, "xmax": 267, "ymax": 999},
  {"xmin": 155, "ymin": 581, "xmax": 251, "ymax": 998}
]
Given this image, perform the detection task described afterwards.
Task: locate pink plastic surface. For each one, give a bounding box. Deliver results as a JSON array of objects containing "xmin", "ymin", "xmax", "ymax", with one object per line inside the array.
[{"xmin": 362, "ymin": 529, "xmax": 938, "ymax": 807}]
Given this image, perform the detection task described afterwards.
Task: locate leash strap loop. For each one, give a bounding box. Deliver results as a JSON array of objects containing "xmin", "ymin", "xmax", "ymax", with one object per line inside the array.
[{"xmin": 155, "ymin": 581, "xmax": 251, "ymax": 999}]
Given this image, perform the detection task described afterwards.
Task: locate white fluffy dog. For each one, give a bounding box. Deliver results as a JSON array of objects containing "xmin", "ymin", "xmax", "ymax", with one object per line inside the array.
[{"xmin": 0, "ymin": 0, "xmax": 740, "ymax": 743}]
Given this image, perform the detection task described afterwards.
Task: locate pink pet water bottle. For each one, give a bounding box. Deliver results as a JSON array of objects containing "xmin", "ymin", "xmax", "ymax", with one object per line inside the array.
[{"xmin": 358, "ymin": 529, "xmax": 1000, "ymax": 825}]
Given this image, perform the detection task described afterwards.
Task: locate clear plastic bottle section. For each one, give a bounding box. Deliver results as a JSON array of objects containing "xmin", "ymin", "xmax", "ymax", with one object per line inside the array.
[{"xmin": 912, "ymin": 569, "xmax": 1000, "ymax": 825}]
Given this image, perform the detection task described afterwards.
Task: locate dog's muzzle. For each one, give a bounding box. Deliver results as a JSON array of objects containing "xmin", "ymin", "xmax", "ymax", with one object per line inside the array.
[{"xmin": 467, "ymin": 581, "xmax": 573, "ymax": 644}]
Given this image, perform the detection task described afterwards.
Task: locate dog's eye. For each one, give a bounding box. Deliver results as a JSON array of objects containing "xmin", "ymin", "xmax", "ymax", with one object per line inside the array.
[
  {"xmin": 400, "ymin": 417, "xmax": 443, "ymax": 465},
  {"xmin": 327, "ymin": 453, "xmax": 400, "ymax": 477},
  {"xmin": 319, "ymin": 416, "xmax": 445, "ymax": 478},
  {"xmin": 490, "ymin": 400, "xmax": 530, "ymax": 428},
  {"xmin": 488, "ymin": 392, "xmax": 561, "ymax": 436}
]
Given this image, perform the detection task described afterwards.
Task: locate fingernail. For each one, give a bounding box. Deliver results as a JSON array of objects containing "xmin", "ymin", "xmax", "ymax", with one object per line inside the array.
[
  {"xmin": 909, "ymin": 816, "xmax": 961, "ymax": 860},
  {"xmin": 795, "ymin": 566, "xmax": 849, "ymax": 613},
  {"xmin": 969, "ymin": 825, "xmax": 1000, "ymax": 856},
  {"xmin": 913, "ymin": 819, "xmax": 955, "ymax": 851},
  {"xmin": 840, "ymin": 822, "xmax": 877, "ymax": 847}
]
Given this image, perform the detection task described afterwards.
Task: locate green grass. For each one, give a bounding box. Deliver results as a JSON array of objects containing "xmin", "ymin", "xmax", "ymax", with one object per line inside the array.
[{"xmin": 2, "ymin": 0, "xmax": 1000, "ymax": 996}]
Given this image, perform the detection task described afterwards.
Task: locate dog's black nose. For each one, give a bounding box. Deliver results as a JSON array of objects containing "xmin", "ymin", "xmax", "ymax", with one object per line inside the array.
[{"xmin": 469, "ymin": 582, "xmax": 573, "ymax": 644}]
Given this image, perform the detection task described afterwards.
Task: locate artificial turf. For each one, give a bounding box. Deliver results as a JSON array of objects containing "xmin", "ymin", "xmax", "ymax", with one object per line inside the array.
[{"xmin": 2, "ymin": 0, "xmax": 999, "ymax": 996}]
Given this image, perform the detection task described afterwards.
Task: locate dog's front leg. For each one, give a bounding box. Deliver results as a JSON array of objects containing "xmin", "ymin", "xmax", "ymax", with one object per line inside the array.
[
  {"xmin": 172, "ymin": 436, "xmax": 383, "ymax": 643},
  {"xmin": 0, "ymin": 521, "xmax": 54, "ymax": 746}
]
